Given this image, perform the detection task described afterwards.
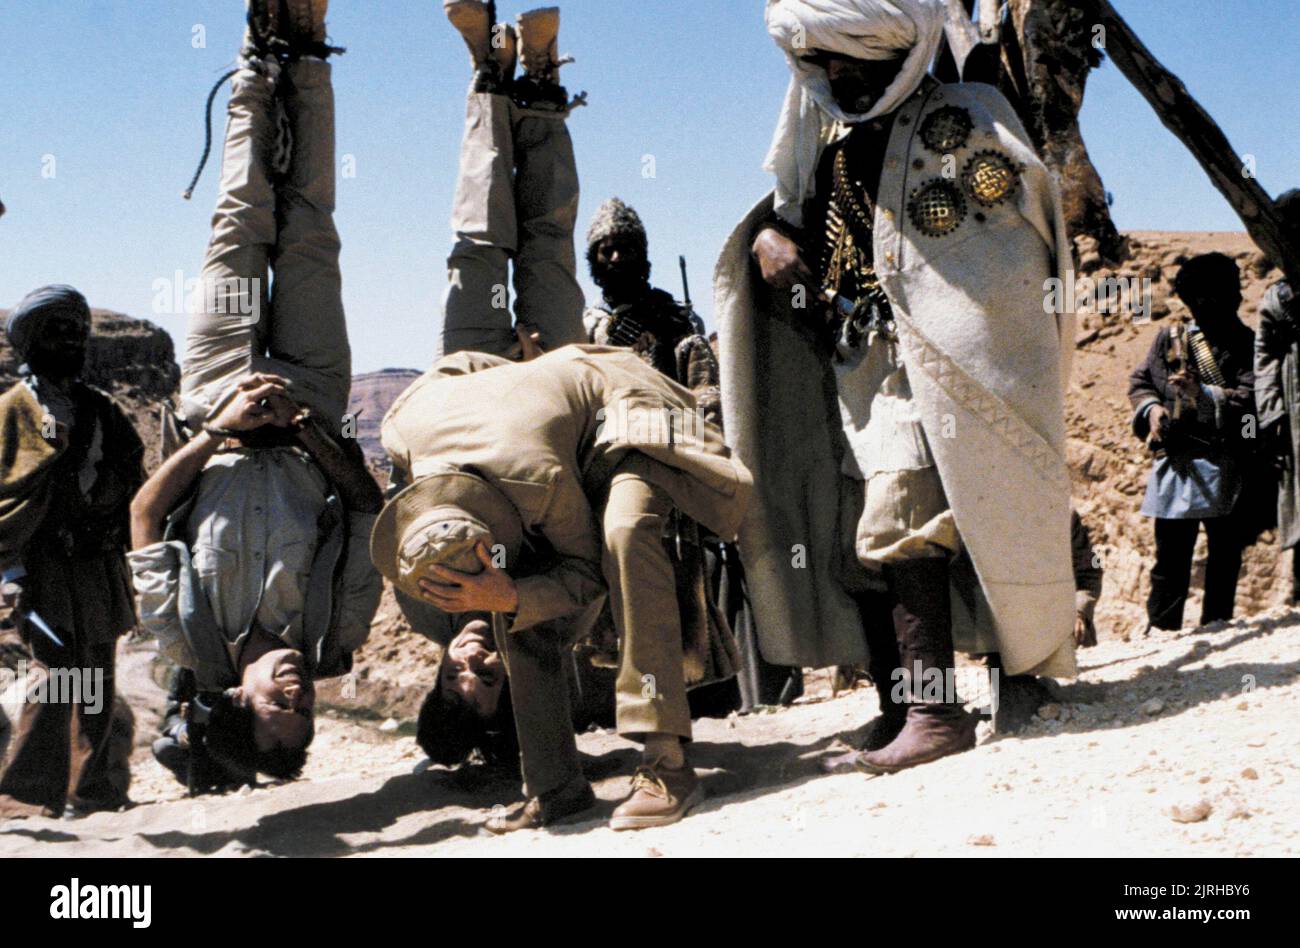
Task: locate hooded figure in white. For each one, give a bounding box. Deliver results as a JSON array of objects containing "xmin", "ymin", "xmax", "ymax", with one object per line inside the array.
[{"xmin": 715, "ymin": 0, "xmax": 1077, "ymax": 771}]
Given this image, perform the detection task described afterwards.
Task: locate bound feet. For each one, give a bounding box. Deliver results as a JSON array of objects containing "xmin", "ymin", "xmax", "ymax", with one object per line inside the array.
[
  {"xmin": 245, "ymin": 0, "xmax": 342, "ymax": 62},
  {"xmin": 854, "ymin": 703, "xmax": 979, "ymax": 774},
  {"xmin": 445, "ymin": 1, "xmax": 578, "ymax": 110}
]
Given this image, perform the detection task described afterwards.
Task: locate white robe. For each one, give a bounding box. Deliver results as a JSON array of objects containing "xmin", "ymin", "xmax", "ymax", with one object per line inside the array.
[{"xmin": 716, "ymin": 80, "xmax": 1078, "ymax": 678}]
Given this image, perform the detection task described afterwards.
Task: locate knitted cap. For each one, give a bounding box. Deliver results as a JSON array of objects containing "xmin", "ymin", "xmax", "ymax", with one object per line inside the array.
[{"xmin": 586, "ymin": 198, "xmax": 648, "ymax": 254}]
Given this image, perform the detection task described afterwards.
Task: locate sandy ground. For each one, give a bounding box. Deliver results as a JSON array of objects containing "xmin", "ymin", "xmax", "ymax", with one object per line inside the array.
[
  {"xmin": 2, "ymin": 605, "xmax": 1296, "ymax": 858},
  {"xmin": 1, "ymin": 230, "xmax": 1294, "ymax": 857}
]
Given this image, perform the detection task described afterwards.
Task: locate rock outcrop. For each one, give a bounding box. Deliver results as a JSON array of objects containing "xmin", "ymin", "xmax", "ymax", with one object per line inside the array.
[{"xmin": 347, "ymin": 368, "xmax": 420, "ymax": 475}]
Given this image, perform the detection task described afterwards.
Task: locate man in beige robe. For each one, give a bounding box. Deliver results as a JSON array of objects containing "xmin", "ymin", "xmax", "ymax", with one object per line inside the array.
[{"xmin": 718, "ymin": 0, "xmax": 1077, "ymax": 774}]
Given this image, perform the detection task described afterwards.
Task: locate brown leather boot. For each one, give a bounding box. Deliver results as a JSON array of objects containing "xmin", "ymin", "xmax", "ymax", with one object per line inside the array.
[
  {"xmin": 284, "ymin": 0, "xmax": 328, "ymax": 45},
  {"xmin": 819, "ymin": 677, "xmax": 907, "ymax": 774},
  {"xmin": 484, "ymin": 773, "xmax": 595, "ymax": 834},
  {"xmin": 445, "ymin": 0, "xmax": 493, "ymax": 71},
  {"xmin": 517, "ymin": 7, "xmax": 561, "ymax": 81},
  {"xmin": 856, "ymin": 559, "xmax": 977, "ymax": 774},
  {"xmin": 820, "ymin": 592, "xmax": 906, "ymax": 774}
]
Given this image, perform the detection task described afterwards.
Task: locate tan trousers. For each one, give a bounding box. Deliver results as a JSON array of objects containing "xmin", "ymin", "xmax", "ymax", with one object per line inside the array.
[
  {"xmin": 181, "ymin": 59, "xmax": 351, "ymax": 433},
  {"xmin": 495, "ymin": 455, "xmax": 691, "ymax": 797},
  {"xmin": 856, "ymin": 466, "xmax": 962, "ymax": 567},
  {"xmin": 438, "ymin": 93, "xmax": 585, "ymax": 358}
]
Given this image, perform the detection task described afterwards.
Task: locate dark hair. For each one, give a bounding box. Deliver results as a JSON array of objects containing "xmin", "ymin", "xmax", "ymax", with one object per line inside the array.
[
  {"xmin": 416, "ymin": 660, "xmax": 516, "ymax": 768},
  {"xmin": 1173, "ymin": 252, "xmax": 1240, "ymax": 304},
  {"xmin": 202, "ymin": 691, "xmax": 311, "ymax": 781}
]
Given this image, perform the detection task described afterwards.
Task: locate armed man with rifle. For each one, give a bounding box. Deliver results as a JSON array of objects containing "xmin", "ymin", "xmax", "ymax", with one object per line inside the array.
[
  {"xmin": 584, "ymin": 198, "xmax": 801, "ymax": 712},
  {"xmin": 584, "ymin": 199, "xmax": 719, "ymax": 422},
  {"xmin": 1129, "ymin": 253, "xmax": 1264, "ymax": 633}
]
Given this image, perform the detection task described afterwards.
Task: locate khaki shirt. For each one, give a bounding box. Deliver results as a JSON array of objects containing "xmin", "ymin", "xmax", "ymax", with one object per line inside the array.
[
  {"xmin": 129, "ymin": 446, "xmax": 380, "ymax": 674},
  {"xmin": 381, "ymin": 345, "xmax": 752, "ymax": 633}
]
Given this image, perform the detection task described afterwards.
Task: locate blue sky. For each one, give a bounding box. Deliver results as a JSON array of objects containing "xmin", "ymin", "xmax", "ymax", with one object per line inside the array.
[{"xmin": 2, "ymin": 0, "xmax": 1298, "ymax": 373}]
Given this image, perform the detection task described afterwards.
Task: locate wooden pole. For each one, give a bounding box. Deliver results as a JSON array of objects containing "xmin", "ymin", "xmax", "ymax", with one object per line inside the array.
[
  {"xmin": 977, "ymin": 0, "xmax": 1001, "ymax": 43},
  {"xmin": 944, "ymin": 0, "xmax": 980, "ymax": 66},
  {"xmin": 1095, "ymin": 0, "xmax": 1299, "ymax": 285}
]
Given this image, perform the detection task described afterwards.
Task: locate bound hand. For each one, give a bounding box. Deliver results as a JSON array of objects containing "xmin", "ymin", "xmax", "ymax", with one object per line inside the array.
[
  {"xmin": 210, "ymin": 374, "xmax": 300, "ymax": 433},
  {"xmin": 752, "ymin": 227, "xmax": 814, "ymax": 292},
  {"xmin": 515, "ymin": 324, "xmax": 546, "ymax": 362},
  {"xmin": 416, "ymin": 541, "xmax": 519, "ymax": 615}
]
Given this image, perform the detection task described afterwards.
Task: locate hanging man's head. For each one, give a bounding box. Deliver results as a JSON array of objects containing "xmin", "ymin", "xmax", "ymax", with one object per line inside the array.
[
  {"xmin": 416, "ymin": 619, "xmax": 516, "ymax": 768},
  {"xmin": 198, "ymin": 641, "xmax": 316, "ymax": 783},
  {"xmin": 5, "ymin": 285, "xmax": 91, "ymax": 382},
  {"xmin": 1173, "ymin": 252, "xmax": 1242, "ymax": 329},
  {"xmin": 587, "ymin": 198, "xmax": 650, "ymax": 302}
]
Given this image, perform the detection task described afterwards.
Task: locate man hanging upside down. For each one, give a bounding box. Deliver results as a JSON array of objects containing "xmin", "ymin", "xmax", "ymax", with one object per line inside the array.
[{"xmin": 129, "ymin": 0, "xmax": 382, "ymax": 792}]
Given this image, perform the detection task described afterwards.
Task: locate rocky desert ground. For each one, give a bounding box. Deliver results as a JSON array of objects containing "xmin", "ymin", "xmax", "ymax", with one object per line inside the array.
[{"xmin": 1, "ymin": 230, "xmax": 1296, "ymax": 857}]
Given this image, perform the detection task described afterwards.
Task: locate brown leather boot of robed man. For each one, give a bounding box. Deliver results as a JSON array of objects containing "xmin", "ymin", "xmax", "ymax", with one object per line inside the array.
[
  {"xmin": 820, "ymin": 596, "xmax": 907, "ymax": 774},
  {"xmin": 855, "ymin": 558, "xmax": 978, "ymax": 774}
]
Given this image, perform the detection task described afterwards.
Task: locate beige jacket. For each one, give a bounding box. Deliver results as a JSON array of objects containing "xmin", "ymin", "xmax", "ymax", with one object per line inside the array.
[{"xmin": 380, "ymin": 345, "xmax": 753, "ymax": 633}]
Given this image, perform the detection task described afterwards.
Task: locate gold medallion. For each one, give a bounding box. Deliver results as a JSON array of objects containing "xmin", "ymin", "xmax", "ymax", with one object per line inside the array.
[
  {"xmin": 962, "ymin": 150, "xmax": 1020, "ymax": 207},
  {"xmin": 907, "ymin": 179, "xmax": 967, "ymax": 237},
  {"xmin": 919, "ymin": 106, "xmax": 973, "ymax": 154}
]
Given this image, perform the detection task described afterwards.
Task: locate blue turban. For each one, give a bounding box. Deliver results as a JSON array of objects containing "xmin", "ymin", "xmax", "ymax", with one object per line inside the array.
[{"xmin": 5, "ymin": 285, "xmax": 91, "ymax": 358}]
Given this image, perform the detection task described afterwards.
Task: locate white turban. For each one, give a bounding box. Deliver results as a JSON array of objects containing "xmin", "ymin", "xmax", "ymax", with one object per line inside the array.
[{"xmin": 763, "ymin": 0, "xmax": 946, "ymax": 225}]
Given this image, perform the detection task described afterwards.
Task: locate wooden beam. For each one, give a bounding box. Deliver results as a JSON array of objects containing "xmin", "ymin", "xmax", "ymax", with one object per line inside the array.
[
  {"xmin": 944, "ymin": 0, "xmax": 980, "ymax": 67},
  {"xmin": 1095, "ymin": 0, "xmax": 1299, "ymax": 285}
]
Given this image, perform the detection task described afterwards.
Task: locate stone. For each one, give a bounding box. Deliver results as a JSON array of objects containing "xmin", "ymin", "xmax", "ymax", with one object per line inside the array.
[
  {"xmin": 1168, "ymin": 799, "xmax": 1212, "ymax": 823},
  {"xmin": 1140, "ymin": 698, "xmax": 1165, "ymax": 716}
]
